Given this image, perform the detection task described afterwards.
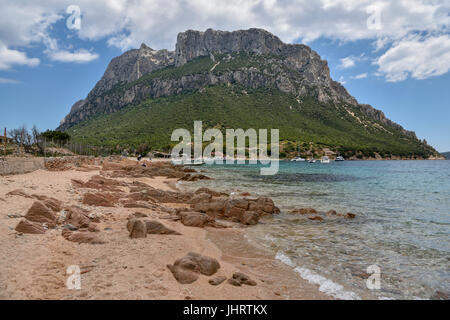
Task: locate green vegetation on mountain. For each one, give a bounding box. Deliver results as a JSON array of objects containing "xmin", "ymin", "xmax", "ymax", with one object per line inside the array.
[{"xmin": 67, "ymin": 85, "xmax": 436, "ymax": 158}]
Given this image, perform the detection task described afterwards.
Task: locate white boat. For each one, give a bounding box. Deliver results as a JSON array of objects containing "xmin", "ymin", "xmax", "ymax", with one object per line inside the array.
[
  {"xmin": 321, "ymin": 156, "xmax": 330, "ymax": 164},
  {"xmin": 308, "ymin": 159, "xmax": 316, "ymax": 163},
  {"xmin": 335, "ymin": 156, "xmax": 345, "ymax": 161},
  {"xmin": 291, "ymin": 157, "xmax": 306, "ymax": 162}
]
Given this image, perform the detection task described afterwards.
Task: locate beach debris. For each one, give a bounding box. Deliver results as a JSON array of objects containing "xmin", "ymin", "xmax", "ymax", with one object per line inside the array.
[
  {"xmin": 15, "ymin": 218, "xmax": 46, "ymax": 234},
  {"xmin": 308, "ymin": 216, "xmax": 324, "ymax": 222},
  {"xmin": 25, "ymin": 201, "xmax": 57, "ymax": 228},
  {"xmin": 209, "ymin": 275, "xmax": 227, "ymax": 286},
  {"xmin": 167, "ymin": 252, "xmax": 221, "ymax": 284}
]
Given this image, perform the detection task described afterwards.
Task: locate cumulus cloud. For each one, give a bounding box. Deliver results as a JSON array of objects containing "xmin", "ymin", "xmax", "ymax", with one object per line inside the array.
[
  {"xmin": 47, "ymin": 49, "xmax": 99, "ymax": 63},
  {"xmin": 0, "ymin": 43, "xmax": 40, "ymax": 70},
  {"xmin": 375, "ymin": 35, "xmax": 450, "ymax": 82},
  {"xmin": 339, "ymin": 57, "xmax": 356, "ymax": 69},
  {"xmin": 0, "ymin": 0, "xmax": 449, "ymax": 80}
]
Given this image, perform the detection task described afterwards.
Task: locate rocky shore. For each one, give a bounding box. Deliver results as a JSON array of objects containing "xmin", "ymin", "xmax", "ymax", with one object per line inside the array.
[{"xmin": 0, "ymin": 157, "xmax": 330, "ymax": 300}]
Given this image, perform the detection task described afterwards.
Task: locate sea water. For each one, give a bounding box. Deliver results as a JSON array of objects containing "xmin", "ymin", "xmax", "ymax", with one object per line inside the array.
[{"xmin": 180, "ymin": 160, "xmax": 450, "ymax": 300}]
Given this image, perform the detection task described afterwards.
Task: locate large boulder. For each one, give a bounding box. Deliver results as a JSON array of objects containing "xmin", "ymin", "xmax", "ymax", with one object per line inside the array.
[
  {"xmin": 248, "ymin": 197, "xmax": 280, "ymax": 215},
  {"xmin": 15, "ymin": 219, "xmax": 46, "ymax": 234},
  {"xmin": 167, "ymin": 252, "xmax": 220, "ymax": 284},
  {"xmin": 178, "ymin": 211, "xmax": 222, "ymax": 228},
  {"xmin": 25, "ymin": 201, "xmax": 56, "ymax": 228},
  {"xmin": 31, "ymin": 195, "xmax": 63, "ymax": 212}
]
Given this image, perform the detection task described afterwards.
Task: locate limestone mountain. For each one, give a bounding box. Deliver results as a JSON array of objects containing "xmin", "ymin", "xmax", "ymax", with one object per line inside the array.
[{"xmin": 58, "ymin": 28, "xmax": 439, "ymax": 159}]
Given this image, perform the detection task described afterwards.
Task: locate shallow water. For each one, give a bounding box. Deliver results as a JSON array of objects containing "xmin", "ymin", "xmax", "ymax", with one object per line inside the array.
[{"xmin": 180, "ymin": 160, "xmax": 450, "ymax": 300}]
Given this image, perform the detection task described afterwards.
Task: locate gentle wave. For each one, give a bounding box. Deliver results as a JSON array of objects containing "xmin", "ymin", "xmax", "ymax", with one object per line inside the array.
[{"xmin": 275, "ymin": 252, "xmax": 361, "ymax": 300}]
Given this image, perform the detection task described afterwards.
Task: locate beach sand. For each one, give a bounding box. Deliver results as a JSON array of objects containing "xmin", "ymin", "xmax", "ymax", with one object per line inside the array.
[{"xmin": 0, "ymin": 163, "xmax": 330, "ymax": 300}]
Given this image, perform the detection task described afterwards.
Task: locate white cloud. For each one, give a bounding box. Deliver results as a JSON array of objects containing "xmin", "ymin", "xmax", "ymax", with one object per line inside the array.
[
  {"xmin": 338, "ymin": 76, "xmax": 346, "ymax": 85},
  {"xmin": 339, "ymin": 57, "xmax": 356, "ymax": 69},
  {"xmin": 47, "ymin": 49, "xmax": 99, "ymax": 63},
  {"xmin": 0, "ymin": 77, "xmax": 21, "ymax": 84},
  {"xmin": 353, "ymin": 73, "xmax": 368, "ymax": 79},
  {"xmin": 375, "ymin": 35, "xmax": 450, "ymax": 82},
  {"xmin": 0, "ymin": 43, "xmax": 40, "ymax": 70},
  {"xmin": 0, "ymin": 0, "xmax": 448, "ymax": 80}
]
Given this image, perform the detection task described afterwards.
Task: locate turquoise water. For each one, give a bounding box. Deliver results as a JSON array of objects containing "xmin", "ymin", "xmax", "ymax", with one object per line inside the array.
[{"xmin": 181, "ymin": 160, "xmax": 450, "ymax": 299}]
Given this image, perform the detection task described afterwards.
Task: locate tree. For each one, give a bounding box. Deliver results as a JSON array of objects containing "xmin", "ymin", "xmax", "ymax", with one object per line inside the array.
[{"xmin": 41, "ymin": 130, "xmax": 71, "ymax": 143}]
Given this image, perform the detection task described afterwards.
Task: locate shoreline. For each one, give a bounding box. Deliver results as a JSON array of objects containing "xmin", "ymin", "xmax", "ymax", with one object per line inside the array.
[{"xmin": 0, "ymin": 158, "xmax": 331, "ymax": 300}]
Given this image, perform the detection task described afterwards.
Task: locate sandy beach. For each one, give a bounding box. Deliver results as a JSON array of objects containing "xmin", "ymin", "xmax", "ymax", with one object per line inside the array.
[{"xmin": 0, "ymin": 157, "xmax": 330, "ymax": 300}]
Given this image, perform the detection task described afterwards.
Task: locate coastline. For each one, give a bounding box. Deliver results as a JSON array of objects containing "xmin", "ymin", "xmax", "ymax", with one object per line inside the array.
[{"xmin": 0, "ymin": 158, "xmax": 330, "ymax": 300}]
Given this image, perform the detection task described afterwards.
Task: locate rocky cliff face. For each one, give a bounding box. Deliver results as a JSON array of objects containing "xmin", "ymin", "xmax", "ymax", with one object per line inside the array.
[
  {"xmin": 175, "ymin": 28, "xmax": 357, "ymax": 106},
  {"xmin": 60, "ymin": 44, "xmax": 174, "ymax": 127},
  {"xmin": 58, "ymin": 28, "xmax": 411, "ymax": 140}
]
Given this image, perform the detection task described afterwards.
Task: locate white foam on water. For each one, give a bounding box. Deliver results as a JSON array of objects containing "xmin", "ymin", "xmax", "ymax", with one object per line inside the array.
[
  {"xmin": 275, "ymin": 251, "xmax": 296, "ymax": 267},
  {"xmin": 275, "ymin": 251, "xmax": 361, "ymax": 300}
]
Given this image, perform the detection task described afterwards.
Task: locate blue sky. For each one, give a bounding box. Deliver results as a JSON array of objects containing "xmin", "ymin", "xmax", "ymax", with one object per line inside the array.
[{"xmin": 0, "ymin": 1, "xmax": 449, "ymax": 151}]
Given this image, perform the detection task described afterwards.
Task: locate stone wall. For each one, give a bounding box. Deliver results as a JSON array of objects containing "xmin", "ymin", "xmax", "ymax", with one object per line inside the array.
[{"xmin": 0, "ymin": 157, "xmax": 45, "ymax": 175}]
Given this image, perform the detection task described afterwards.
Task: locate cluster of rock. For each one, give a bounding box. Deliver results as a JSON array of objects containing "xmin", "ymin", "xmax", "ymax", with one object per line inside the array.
[
  {"xmin": 11, "ymin": 192, "xmax": 104, "ymax": 244},
  {"xmin": 166, "ymin": 252, "xmax": 257, "ymax": 287}
]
